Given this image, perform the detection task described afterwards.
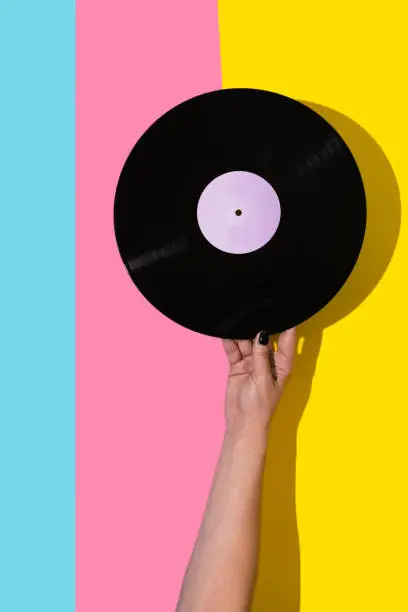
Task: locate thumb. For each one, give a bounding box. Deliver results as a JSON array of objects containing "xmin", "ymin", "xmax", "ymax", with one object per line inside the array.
[
  {"xmin": 277, "ymin": 327, "xmax": 297, "ymax": 361},
  {"xmin": 252, "ymin": 330, "xmax": 272, "ymax": 381},
  {"xmin": 276, "ymin": 327, "xmax": 297, "ymax": 386}
]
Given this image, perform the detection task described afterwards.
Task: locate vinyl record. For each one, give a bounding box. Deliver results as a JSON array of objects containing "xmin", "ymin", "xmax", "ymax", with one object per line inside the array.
[{"xmin": 114, "ymin": 88, "xmax": 366, "ymax": 339}]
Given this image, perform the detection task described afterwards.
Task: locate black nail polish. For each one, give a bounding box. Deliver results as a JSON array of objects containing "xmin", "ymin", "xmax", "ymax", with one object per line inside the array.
[{"xmin": 259, "ymin": 330, "xmax": 269, "ymax": 345}]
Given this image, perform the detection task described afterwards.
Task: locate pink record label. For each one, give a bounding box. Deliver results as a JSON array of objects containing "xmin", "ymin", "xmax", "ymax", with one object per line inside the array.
[{"xmin": 196, "ymin": 171, "xmax": 281, "ymax": 254}]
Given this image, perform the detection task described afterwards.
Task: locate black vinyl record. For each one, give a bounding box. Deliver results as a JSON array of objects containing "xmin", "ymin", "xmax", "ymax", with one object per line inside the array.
[{"xmin": 114, "ymin": 88, "xmax": 366, "ymax": 339}]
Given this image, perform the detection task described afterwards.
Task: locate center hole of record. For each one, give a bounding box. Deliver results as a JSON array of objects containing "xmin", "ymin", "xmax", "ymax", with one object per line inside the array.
[{"xmin": 196, "ymin": 170, "xmax": 281, "ymax": 255}]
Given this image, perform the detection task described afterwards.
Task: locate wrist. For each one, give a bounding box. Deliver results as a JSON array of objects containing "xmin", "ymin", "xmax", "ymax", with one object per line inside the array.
[{"xmin": 224, "ymin": 421, "xmax": 269, "ymax": 457}]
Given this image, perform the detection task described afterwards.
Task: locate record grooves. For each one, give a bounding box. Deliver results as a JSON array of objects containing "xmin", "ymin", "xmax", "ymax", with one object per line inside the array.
[{"xmin": 114, "ymin": 88, "xmax": 366, "ymax": 339}]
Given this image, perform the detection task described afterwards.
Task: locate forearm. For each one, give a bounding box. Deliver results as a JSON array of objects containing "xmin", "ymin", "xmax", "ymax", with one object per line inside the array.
[{"xmin": 176, "ymin": 425, "xmax": 268, "ymax": 612}]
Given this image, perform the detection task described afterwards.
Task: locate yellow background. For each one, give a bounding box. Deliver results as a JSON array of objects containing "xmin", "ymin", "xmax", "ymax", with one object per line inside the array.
[{"xmin": 217, "ymin": 2, "xmax": 407, "ymax": 610}]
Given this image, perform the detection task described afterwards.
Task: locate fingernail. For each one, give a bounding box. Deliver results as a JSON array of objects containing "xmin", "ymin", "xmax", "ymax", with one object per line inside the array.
[{"xmin": 259, "ymin": 330, "xmax": 269, "ymax": 345}]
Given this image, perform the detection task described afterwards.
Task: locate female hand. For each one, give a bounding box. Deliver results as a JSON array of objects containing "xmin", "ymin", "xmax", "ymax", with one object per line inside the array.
[
  {"xmin": 176, "ymin": 328, "xmax": 297, "ymax": 612},
  {"xmin": 222, "ymin": 328, "xmax": 297, "ymax": 439}
]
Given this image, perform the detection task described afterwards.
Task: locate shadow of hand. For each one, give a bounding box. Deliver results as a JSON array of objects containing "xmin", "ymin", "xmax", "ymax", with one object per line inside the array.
[{"xmin": 251, "ymin": 324, "xmax": 322, "ymax": 612}]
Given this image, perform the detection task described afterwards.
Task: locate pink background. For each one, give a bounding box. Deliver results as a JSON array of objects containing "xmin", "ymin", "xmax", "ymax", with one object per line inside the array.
[{"xmin": 76, "ymin": 1, "xmax": 223, "ymax": 610}]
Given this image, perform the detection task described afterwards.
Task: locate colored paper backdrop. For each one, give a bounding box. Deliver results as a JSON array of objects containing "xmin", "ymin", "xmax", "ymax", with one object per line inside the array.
[{"xmin": 2, "ymin": 1, "xmax": 407, "ymax": 611}]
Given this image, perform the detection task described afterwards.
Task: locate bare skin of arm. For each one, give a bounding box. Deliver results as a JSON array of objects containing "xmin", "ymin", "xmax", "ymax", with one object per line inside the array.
[{"xmin": 176, "ymin": 327, "xmax": 297, "ymax": 612}]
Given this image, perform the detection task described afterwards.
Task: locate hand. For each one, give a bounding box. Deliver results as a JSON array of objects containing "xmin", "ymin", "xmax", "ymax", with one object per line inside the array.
[{"xmin": 222, "ymin": 328, "xmax": 297, "ymax": 438}]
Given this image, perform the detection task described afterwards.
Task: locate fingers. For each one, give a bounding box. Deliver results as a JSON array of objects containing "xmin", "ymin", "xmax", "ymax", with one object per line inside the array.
[
  {"xmin": 222, "ymin": 339, "xmax": 242, "ymax": 366},
  {"xmin": 222, "ymin": 338, "xmax": 253, "ymax": 365},
  {"xmin": 237, "ymin": 339, "xmax": 253, "ymax": 358},
  {"xmin": 276, "ymin": 327, "xmax": 297, "ymax": 385},
  {"xmin": 277, "ymin": 327, "xmax": 297, "ymax": 361},
  {"xmin": 252, "ymin": 327, "xmax": 297, "ymax": 384},
  {"xmin": 252, "ymin": 330, "xmax": 273, "ymax": 381},
  {"xmin": 223, "ymin": 328, "xmax": 297, "ymax": 381}
]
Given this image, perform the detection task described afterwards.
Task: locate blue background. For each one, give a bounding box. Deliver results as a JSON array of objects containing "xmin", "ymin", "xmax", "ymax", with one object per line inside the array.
[{"xmin": 0, "ymin": 1, "xmax": 75, "ymax": 610}]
